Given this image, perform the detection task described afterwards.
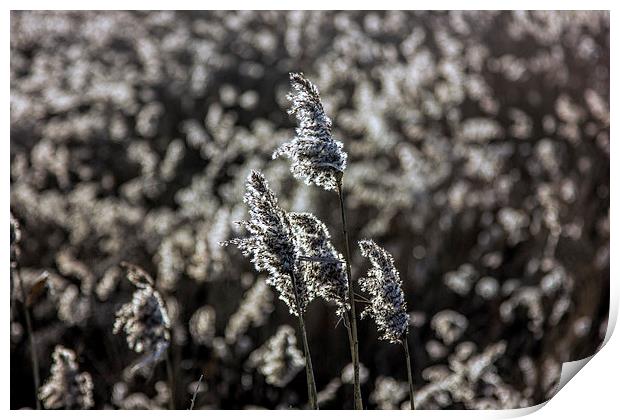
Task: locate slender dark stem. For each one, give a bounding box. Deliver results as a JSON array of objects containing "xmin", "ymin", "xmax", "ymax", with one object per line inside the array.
[
  {"xmin": 336, "ymin": 173, "xmax": 363, "ymax": 410},
  {"xmin": 189, "ymin": 374, "xmax": 203, "ymax": 410},
  {"xmin": 291, "ymin": 271, "xmax": 318, "ymax": 409},
  {"xmin": 14, "ymin": 268, "xmax": 41, "ymax": 409},
  {"xmin": 403, "ymin": 336, "xmax": 416, "ymax": 410},
  {"xmin": 166, "ymin": 350, "xmax": 175, "ymax": 410},
  {"xmin": 297, "ymin": 312, "xmax": 318, "ymax": 409}
]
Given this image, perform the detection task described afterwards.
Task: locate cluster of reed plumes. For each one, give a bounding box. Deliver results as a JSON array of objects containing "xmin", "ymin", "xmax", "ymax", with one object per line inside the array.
[
  {"xmin": 224, "ymin": 73, "xmax": 415, "ymax": 409},
  {"xmin": 11, "ymin": 11, "xmax": 609, "ymax": 410}
]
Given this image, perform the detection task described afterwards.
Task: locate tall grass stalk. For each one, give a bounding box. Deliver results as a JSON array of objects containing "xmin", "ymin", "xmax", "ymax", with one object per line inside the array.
[
  {"xmin": 336, "ymin": 173, "xmax": 363, "ymax": 410},
  {"xmin": 291, "ymin": 271, "xmax": 318, "ymax": 409},
  {"xmin": 189, "ymin": 374, "xmax": 203, "ymax": 410},
  {"xmin": 403, "ymin": 336, "xmax": 416, "ymax": 410}
]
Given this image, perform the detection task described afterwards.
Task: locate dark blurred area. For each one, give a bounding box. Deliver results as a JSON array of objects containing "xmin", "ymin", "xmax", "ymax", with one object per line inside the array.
[{"xmin": 10, "ymin": 11, "xmax": 609, "ymax": 409}]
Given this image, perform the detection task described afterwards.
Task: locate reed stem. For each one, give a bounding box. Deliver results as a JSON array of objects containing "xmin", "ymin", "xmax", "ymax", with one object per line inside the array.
[
  {"xmin": 297, "ymin": 313, "xmax": 318, "ymax": 409},
  {"xmin": 336, "ymin": 173, "xmax": 363, "ymax": 410},
  {"xmin": 189, "ymin": 373, "xmax": 203, "ymax": 410},
  {"xmin": 291, "ymin": 271, "xmax": 318, "ymax": 409},
  {"xmin": 403, "ymin": 336, "xmax": 416, "ymax": 410}
]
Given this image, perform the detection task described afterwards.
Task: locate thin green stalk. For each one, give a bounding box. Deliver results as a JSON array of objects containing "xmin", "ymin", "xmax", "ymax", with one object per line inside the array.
[
  {"xmin": 15, "ymin": 268, "xmax": 41, "ymax": 410},
  {"xmin": 403, "ymin": 336, "xmax": 416, "ymax": 410},
  {"xmin": 336, "ymin": 173, "xmax": 363, "ymax": 410},
  {"xmin": 291, "ymin": 271, "xmax": 318, "ymax": 409}
]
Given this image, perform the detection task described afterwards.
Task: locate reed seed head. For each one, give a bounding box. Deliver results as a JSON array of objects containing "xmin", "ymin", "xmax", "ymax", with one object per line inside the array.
[
  {"xmin": 223, "ymin": 171, "xmax": 347, "ymax": 317},
  {"xmin": 273, "ymin": 72, "xmax": 347, "ymax": 191},
  {"xmin": 113, "ymin": 263, "xmax": 170, "ymax": 371},
  {"xmin": 289, "ymin": 212, "xmax": 349, "ymax": 316},
  {"xmin": 225, "ymin": 278, "xmax": 274, "ymax": 343},
  {"xmin": 222, "ymin": 170, "xmax": 308, "ymax": 316},
  {"xmin": 39, "ymin": 345, "xmax": 94, "ymax": 409},
  {"xmin": 247, "ymin": 325, "xmax": 305, "ymax": 387},
  {"xmin": 358, "ymin": 239, "xmax": 409, "ymax": 343}
]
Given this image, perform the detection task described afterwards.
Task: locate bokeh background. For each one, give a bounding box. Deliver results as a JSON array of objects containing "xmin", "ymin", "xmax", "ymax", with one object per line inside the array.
[{"xmin": 10, "ymin": 10, "xmax": 609, "ymax": 409}]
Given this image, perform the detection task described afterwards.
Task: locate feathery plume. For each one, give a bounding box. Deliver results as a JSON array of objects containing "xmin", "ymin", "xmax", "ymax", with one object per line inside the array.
[
  {"xmin": 113, "ymin": 263, "xmax": 170, "ymax": 373},
  {"xmin": 358, "ymin": 239, "xmax": 409, "ymax": 343},
  {"xmin": 289, "ymin": 212, "xmax": 349, "ymax": 316},
  {"xmin": 358, "ymin": 240, "xmax": 414, "ymax": 407},
  {"xmin": 222, "ymin": 170, "xmax": 309, "ymax": 315},
  {"xmin": 225, "ymin": 278, "xmax": 274, "ymax": 343},
  {"xmin": 223, "ymin": 171, "xmax": 345, "ymax": 317},
  {"xmin": 39, "ymin": 345, "xmax": 94, "ymax": 409},
  {"xmin": 222, "ymin": 171, "xmax": 343, "ymax": 408},
  {"xmin": 273, "ymin": 73, "xmax": 347, "ymax": 191},
  {"xmin": 414, "ymin": 342, "xmax": 507, "ymax": 409},
  {"xmin": 370, "ymin": 376, "xmax": 409, "ymax": 410},
  {"xmin": 247, "ymin": 325, "xmax": 305, "ymax": 387}
]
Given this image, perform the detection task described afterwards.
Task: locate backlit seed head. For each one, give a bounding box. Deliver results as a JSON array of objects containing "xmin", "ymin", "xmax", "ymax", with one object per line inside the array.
[
  {"xmin": 223, "ymin": 171, "xmax": 347, "ymax": 317},
  {"xmin": 39, "ymin": 345, "xmax": 94, "ymax": 409},
  {"xmin": 113, "ymin": 263, "xmax": 170, "ymax": 372},
  {"xmin": 247, "ymin": 325, "xmax": 305, "ymax": 387},
  {"xmin": 273, "ymin": 73, "xmax": 347, "ymax": 191},
  {"xmin": 358, "ymin": 239, "xmax": 409, "ymax": 343}
]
